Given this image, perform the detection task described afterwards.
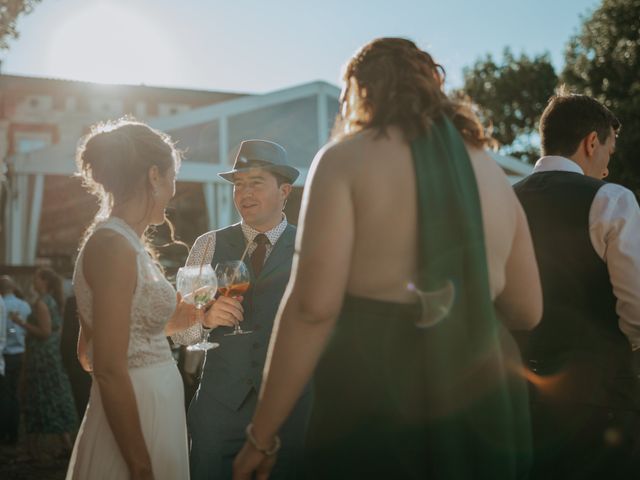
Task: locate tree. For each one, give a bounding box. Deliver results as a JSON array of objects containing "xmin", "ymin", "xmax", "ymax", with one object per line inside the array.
[
  {"xmin": 563, "ymin": 0, "xmax": 640, "ymax": 194},
  {"xmin": 461, "ymin": 48, "xmax": 558, "ymax": 162},
  {"xmin": 0, "ymin": 0, "xmax": 41, "ymax": 50}
]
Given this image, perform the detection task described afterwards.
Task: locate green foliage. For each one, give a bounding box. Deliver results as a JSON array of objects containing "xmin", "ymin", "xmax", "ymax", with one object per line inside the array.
[
  {"xmin": 461, "ymin": 48, "xmax": 558, "ymax": 162},
  {"xmin": 0, "ymin": 0, "xmax": 41, "ymax": 50},
  {"xmin": 563, "ymin": 0, "xmax": 640, "ymax": 194}
]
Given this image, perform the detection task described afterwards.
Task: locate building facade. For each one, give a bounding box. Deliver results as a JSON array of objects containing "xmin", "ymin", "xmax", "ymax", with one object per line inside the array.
[{"xmin": 1, "ymin": 74, "xmax": 531, "ymax": 273}]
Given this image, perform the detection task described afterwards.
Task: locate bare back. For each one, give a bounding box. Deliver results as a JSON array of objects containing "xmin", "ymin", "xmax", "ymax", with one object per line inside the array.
[
  {"xmin": 295, "ymin": 126, "xmax": 540, "ymax": 330},
  {"xmin": 337, "ymin": 127, "xmax": 516, "ymax": 303}
]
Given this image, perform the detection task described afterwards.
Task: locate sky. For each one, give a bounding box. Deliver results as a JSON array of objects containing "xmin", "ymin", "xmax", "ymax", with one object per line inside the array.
[{"xmin": 1, "ymin": 0, "xmax": 600, "ymax": 94}]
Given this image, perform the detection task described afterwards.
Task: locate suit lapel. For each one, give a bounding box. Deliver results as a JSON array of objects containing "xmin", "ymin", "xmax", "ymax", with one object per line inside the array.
[{"xmin": 258, "ymin": 225, "xmax": 295, "ymax": 279}]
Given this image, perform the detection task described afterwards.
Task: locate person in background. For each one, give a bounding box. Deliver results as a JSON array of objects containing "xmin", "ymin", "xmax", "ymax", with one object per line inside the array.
[
  {"xmin": 16, "ymin": 268, "xmax": 77, "ymax": 461},
  {"xmin": 60, "ymin": 295, "xmax": 91, "ymax": 419},
  {"xmin": 0, "ymin": 275, "xmax": 32, "ymax": 447},
  {"xmin": 513, "ymin": 91, "xmax": 640, "ymax": 479},
  {"xmin": 0, "ymin": 294, "xmax": 6, "ymax": 444}
]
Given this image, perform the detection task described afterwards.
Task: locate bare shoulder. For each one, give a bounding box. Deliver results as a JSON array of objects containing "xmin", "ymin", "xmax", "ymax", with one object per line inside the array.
[
  {"xmin": 466, "ymin": 146, "xmax": 516, "ymax": 195},
  {"xmin": 83, "ymin": 229, "xmax": 137, "ymax": 282},
  {"xmin": 314, "ymin": 128, "xmax": 405, "ymax": 177},
  {"xmin": 84, "ymin": 229, "xmax": 136, "ymax": 262},
  {"xmin": 312, "ymin": 136, "xmax": 359, "ymax": 172},
  {"xmin": 466, "ymin": 145, "xmax": 508, "ymax": 175},
  {"xmin": 466, "ymin": 145, "xmax": 520, "ymax": 231},
  {"xmin": 34, "ymin": 299, "xmax": 48, "ymax": 314}
]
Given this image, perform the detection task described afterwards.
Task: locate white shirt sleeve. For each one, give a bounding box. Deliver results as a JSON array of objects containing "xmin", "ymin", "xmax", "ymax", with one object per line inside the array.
[
  {"xmin": 589, "ymin": 184, "xmax": 640, "ymax": 348},
  {"xmin": 171, "ymin": 232, "xmax": 217, "ymax": 346}
]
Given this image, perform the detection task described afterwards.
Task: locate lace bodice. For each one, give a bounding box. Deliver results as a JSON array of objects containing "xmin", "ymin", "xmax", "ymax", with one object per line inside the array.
[{"xmin": 73, "ymin": 217, "xmax": 176, "ymax": 369}]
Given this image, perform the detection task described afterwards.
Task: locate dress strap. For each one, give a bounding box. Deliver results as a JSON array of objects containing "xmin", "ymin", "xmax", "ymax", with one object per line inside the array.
[{"xmin": 95, "ymin": 217, "xmax": 145, "ymax": 253}]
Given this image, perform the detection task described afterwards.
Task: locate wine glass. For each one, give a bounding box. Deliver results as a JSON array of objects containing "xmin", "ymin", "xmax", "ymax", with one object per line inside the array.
[
  {"xmin": 215, "ymin": 260, "xmax": 252, "ymax": 336},
  {"xmin": 176, "ymin": 265, "xmax": 219, "ymax": 351}
]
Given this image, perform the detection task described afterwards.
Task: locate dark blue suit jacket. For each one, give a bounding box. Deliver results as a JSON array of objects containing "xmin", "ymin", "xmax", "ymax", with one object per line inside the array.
[{"xmin": 188, "ymin": 223, "xmax": 312, "ymax": 480}]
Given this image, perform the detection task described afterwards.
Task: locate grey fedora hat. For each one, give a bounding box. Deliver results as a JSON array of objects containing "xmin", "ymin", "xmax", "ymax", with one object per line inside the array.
[{"xmin": 219, "ymin": 139, "xmax": 300, "ymax": 183}]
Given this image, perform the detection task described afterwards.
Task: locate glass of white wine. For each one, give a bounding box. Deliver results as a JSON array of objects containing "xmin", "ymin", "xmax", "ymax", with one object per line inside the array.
[{"xmin": 176, "ymin": 265, "xmax": 219, "ymax": 351}]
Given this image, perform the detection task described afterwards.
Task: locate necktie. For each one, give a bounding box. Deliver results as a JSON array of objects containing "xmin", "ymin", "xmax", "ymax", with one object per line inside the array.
[{"xmin": 251, "ymin": 234, "xmax": 269, "ymax": 277}]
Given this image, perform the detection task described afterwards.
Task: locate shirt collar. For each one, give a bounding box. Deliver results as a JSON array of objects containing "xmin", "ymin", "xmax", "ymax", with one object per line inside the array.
[
  {"xmin": 241, "ymin": 214, "xmax": 288, "ymax": 246},
  {"xmin": 533, "ymin": 156, "xmax": 584, "ymax": 175}
]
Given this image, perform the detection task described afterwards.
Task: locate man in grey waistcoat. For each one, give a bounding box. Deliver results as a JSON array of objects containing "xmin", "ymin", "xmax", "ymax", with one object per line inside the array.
[{"xmin": 173, "ymin": 140, "xmax": 312, "ymax": 480}]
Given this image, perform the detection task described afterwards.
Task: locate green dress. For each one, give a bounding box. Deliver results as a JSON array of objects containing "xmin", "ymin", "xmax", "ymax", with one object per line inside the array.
[
  {"xmin": 303, "ymin": 118, "xmax": 532, "ymax": 479},
  {"xmin": 24, "ymin": 294, "xmax": 78, "ymax": 434}
]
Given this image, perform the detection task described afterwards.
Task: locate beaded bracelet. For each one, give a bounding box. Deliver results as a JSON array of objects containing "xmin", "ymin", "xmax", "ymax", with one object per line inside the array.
[{"xmin": 245, "ymin": 423, "xmax": 281, "ymax": 456}]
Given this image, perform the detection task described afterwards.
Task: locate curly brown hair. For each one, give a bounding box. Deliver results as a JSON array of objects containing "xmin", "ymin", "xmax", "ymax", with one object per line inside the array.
[
  {"xmin": 333, "ymin": 37, "xmax": 492, "ymax": 148},
  {"xmin": 76, "ymin": 118, "xmax": 185, "ymax": 265}
]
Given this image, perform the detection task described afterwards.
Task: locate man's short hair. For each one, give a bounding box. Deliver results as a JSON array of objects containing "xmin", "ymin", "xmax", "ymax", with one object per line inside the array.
[
  {"xmin": 270, "ymin": 170, "xmax": 291, "ymax": 187},
  {"xmin": 539, "ymin": 89, "xmax": 620, "ymax": 157}
]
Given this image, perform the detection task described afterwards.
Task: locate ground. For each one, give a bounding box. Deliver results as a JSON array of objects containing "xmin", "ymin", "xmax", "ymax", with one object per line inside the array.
[{"xmin": 0, "ymin": 442, "xmax": 68, "ymax": 480}]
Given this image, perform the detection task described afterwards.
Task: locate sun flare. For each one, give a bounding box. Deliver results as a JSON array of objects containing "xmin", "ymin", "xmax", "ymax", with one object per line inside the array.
[{"xmin": 45, "ymin": 3, "xmax": 180, "ymax": 85}]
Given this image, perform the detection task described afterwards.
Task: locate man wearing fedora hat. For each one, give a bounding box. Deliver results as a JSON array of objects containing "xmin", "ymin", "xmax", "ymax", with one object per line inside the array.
[{"xmin": 173, "ymin": 139, "xmax": 312, "ymax": 479}]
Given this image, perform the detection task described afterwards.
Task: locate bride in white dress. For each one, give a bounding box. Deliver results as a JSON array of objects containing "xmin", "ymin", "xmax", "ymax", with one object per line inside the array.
[{"xmin": 66, "ymin": 119, "xmax": 201, "ymax": 480}]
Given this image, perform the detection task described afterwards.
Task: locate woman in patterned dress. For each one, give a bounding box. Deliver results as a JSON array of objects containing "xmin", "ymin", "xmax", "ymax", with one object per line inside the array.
[{"xmin": 17, "ymin": 268, "xmax": 77, "ymax": 461}]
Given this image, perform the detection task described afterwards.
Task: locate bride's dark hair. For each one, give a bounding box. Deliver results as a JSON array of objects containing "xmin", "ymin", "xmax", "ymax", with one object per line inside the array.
[
  {"xmin": 333, "ymin": 37, "xmax": 493, "ymax": 148},
  {"xmin": 76, "ymin": 117, "xmax": 184, "ymax": 263}
]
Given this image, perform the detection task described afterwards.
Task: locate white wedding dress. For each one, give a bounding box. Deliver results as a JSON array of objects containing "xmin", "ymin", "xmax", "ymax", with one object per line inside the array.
[{"xmin": 66, "ymin": 217, "xmax": 189, "ymax": 480}]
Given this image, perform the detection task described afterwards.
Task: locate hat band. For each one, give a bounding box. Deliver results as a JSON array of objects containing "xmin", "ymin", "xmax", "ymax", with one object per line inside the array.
[{"xmin": 236, "ymin": 157, "xmax": 273, "ymax": 169}]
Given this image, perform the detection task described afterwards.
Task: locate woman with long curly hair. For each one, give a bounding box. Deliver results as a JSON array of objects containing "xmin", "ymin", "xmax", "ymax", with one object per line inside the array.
[{"xmin": 234, "ymin": 38, "xmax": 542, "ymax": 479}]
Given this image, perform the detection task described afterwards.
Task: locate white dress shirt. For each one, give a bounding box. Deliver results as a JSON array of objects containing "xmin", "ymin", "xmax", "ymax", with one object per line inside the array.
[
  {"xmin": 2, "ymin": 293, "xmax": 31, "ymax": 355},
  {"xmin": 533, "ymin": 156, "xmax": 640, "ymax": 348},
  {"xmin": 183, "ymin": 215, "xmax": 288, "ymax": 269}
]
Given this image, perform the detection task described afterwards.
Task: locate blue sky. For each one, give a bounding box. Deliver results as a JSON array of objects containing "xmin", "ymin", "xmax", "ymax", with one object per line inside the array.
[{"xmin": 1, "ymin": 0, "xmax": 599, "ymax": 93}]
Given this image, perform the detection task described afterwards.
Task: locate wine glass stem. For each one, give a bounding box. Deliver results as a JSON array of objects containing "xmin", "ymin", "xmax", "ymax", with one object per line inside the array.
[{"xmin": 196, "ymin": 307, "xmax": 207, "ymax": 343}]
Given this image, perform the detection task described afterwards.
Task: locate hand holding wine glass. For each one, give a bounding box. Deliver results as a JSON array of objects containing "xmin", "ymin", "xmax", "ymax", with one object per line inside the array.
[
  {"xmin": 176, "ymin": 264, "xmax": 219, "ymax": 351},
  {"xmin": 165, "ymin": 292, "xmax": 200, "ymax": 336},
  {"xmin": 215, "ymin": 260, "xmax": 253, "ymax": 336},
  {"xmin": 203, "ymin": 295, "xmax": 244, "ymax": 329}
]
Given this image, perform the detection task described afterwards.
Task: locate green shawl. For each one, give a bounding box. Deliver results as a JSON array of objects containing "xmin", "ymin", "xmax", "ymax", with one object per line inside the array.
[{"xmin": 410, "ymin": 117, "xmax": 532, "ymax": 479}]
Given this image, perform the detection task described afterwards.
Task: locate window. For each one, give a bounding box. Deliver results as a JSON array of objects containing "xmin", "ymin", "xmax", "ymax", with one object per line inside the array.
[
  {"xmin": 89, "ymin": 98, "xmax": 124, "ymax": 116},
  {"xmin": 8, "ymin": 124, "xmax": 57, "ymax": 156},
  {"xmin": 23, "ymin": 95, "xmax": 53, "ymax": 112},
  {"xmin": 158, "ymin": 103, "xmax": 189, "ymax": 117},
  {"xmin": 15, "ymin": 134, "xmax": 50, "ymax": 153}
]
